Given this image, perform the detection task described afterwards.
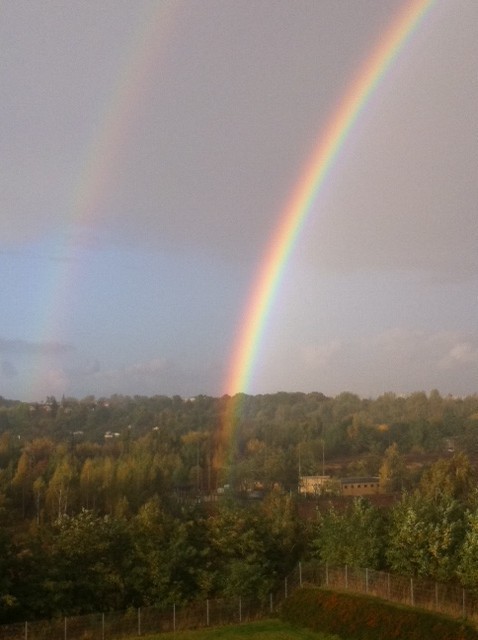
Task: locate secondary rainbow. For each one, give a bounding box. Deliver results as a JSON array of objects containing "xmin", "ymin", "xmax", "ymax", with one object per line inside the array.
[
  {"xmin": 222, "ymin": 0, "xmax": 436, "ymax": 417},
  {"xmin": 29, "ymin": 2, "xmax": 179, "ymax": 400}
]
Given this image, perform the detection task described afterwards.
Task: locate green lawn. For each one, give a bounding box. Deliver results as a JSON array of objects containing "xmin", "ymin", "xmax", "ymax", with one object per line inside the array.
[{"xmin": 146, "ymin": 619, "xmax": 341, "ymax": 639}]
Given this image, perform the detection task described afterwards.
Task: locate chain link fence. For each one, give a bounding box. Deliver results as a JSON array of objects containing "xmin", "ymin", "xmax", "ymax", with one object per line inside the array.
[
  {"xmin": 0, "ymin": 595, "xmax": 276, "ymax": 640},
  {"xmin": 297, "ymin": 562, "xmax": 478, "ymax": 623},
  {"xmin": 1, "ymin": 562, "xmax": 477, "ymax": 639}
]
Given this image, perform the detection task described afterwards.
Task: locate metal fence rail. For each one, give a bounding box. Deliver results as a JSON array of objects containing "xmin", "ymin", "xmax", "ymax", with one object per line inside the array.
[{"xmin": 1, "ymin": 562, "xmax": 477, "ymax": 640}]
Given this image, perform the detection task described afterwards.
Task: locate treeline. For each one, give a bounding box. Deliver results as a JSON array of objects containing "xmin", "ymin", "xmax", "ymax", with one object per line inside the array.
[
  {"xmin": 1, "ymin": 390, "xmax": 478, "ymax": 623},
  {"xmin": 312, "ymin": 452, "xmax": 478, "ymax": 596},
  {"xmin": 0, "ymin": 492, "xmax": 302, "ymax": 623},
  {"xmin": 1, "ymin": 390, "xmax": 478, "ymax": 500},
  {"xmin": 2, "ymin": 389, "xmax": 478, "ymax": 482}
]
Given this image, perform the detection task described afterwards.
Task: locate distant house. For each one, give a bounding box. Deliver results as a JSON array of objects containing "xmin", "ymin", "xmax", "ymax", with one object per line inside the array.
[
  {"xmin": 104, "ymin": 431, "xmax": 121, "ymax": 439},
  {"xmin": 299, "ymin": 475, "xmax": 337, "ymax": 496},
  {"xmin": 299, "ymin": 475, "xmax": 382, "ymax": 497},
  {"xmin": 340, "ymin": 477, "xmax": 380, "ymax": 496}
]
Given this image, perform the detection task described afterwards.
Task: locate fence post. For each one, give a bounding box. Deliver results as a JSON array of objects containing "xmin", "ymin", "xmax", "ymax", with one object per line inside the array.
[{"xmin": 11, "ymin": 563, "xmax": 476, "ymax": 640}]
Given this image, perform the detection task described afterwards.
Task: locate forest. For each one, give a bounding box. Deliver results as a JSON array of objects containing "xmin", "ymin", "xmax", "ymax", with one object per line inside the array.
[{"xmin": 1, "ymin": 390, "xmax": 478, "ymax": 624}]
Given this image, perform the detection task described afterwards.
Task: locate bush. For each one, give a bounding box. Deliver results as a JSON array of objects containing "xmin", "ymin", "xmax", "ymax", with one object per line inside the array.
[{"xmin": 280, "ymin": 587, "xmax": 478, "ymax": 640}]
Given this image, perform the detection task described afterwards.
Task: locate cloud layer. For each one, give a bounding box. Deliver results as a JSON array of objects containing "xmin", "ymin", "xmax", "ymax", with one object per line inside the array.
[{"xmin": 1, "ymin": 2, "xmax": 476, "ymax": 401}]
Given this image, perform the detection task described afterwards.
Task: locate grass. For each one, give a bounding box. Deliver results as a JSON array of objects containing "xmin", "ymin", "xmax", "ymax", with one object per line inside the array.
[{"xmin": 146, "ymin": 618, "xmax": 341, "ymax": 639}]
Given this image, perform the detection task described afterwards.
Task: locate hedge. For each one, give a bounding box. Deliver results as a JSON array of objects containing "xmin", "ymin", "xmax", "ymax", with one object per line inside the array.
[{"xmin": 280, "ymin": 587, "xmax": 478, "ymax": 640}]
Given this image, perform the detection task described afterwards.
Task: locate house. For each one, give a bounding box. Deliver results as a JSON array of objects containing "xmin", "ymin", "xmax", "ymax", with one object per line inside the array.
[
  {"xmin": 340, "ymin": 477, "xmax": 380, "ymax": 496},
  {"xmin": 299, "ymin": 475, "xmax": 336, "ymax": 496},
  {"xmin": 104, "ymin": 431, "xmax": 121, "ymax": 439}
]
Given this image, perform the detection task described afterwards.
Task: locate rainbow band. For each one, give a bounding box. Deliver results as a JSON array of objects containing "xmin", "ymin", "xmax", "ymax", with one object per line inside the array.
[
  {"xmin": 224, "ymin": 0, "xmax": 435, "ymax": 400},
  {"xmin": 216, "ymin": 0, "xmax": 436, "ymax": 465},
  {"xmin": 29, "ymin": 2, "xmax": 178, "ymax": 399}
]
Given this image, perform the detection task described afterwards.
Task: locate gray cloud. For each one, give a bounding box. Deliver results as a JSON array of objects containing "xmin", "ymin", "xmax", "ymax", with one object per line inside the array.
[
  {"xmin": 2, "ymin": 2, "xmax": 475, "ymax": 279},
  {"xmin": 438, "ymin": 342, "xmax": 478, "ymax": 370},
  {"xmin": 0, "ymin": 338, "xmax": 73, "ymax": 355},
  {"xmin": 68, "ymin": 356, "xmax": 220, "ymax": 399},
  {"xmin": 0, "ymin": 2, "xmax": 476, "ymax": 402},
  {"xmin": 66, "ymin": 359, "xmax": 101, "ymax": 377},
  {"xmin": 257, "ymin": 328, "xmax": 478, "ymax": 399},
  {"xmin": 1, "ymin": 360, "xmax": 18, "ymax": 378}
]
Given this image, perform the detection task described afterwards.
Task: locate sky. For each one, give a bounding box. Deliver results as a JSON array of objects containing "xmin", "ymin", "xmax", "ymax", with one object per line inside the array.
[{"xmin": 1, "ymin": 0, "xmax": 477, "ymax": 402}]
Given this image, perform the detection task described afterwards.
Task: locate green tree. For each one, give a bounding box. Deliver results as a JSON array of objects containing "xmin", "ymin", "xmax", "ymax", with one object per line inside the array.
[
  {"xmin": 131, "ymin": 498, "xmax": 206, "ymax": 605},
  {"xmin": 40, "ymin": 510, "xmax": 135, "ymax": 615},
  {"xmin": 32, "ymin": 476, "xmax": 45, "ymax": 524},
  {"xmin": 386, "ymin": 491, "xmax": 465, "ymax": 581},
  {"xmin": 0, "ymin": 527, "xmax": 18, "ymax": 623},
  {"xmin": 260, "ymin": 488, "xmax": 304, "ymax": 575},
  {"xmin": 457, "ymin": 505, "xmax": 478, "ymax": 591},
  {"xmin": 45, "ymin": 457, "xmax": 75, "ymax": 519},
  {"xmin": 379, "ymin": 443, "xmax": 408, "ymax": 493},
  {"xmin": 11, "ymin": 438, "xmax": 54, "ymax": 518},
  {"xmin": 418, "ymin": 452, "xmax": 475, "ymax": 503},
  {"xmin": 207, "ymin": 501, "xmax": 275, "ymax": 599},
  {"xmin": 312, "ymin": 498, "xmax": 385, "ymax": 569}
]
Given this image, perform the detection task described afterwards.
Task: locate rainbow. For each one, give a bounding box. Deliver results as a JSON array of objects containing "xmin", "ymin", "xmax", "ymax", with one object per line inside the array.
[
  {"xmin": 219, "ymin": 0, "xmax": 436, "ymax": 452},
  {"xmin": 29, "ymin": 2, "xmax": 179, "ymax": 400}
]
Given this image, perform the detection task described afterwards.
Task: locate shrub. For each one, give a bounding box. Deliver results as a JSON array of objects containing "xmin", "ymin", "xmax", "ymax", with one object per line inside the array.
[{"xmin": 280, "ymin": 588, "xmax": 478, "ymax": 640}]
